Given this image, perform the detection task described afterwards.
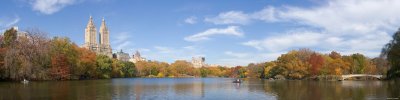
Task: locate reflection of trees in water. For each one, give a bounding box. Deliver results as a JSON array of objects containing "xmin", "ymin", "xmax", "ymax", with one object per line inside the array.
[
  {"xmin": 264, "ymin": 81, "xmax": 400, "ymax": 100},
  {"xmin": 79, "ymin": 80, "xmax": 113, "ymax": 99},
  {"xmin": 261, "ymin": 80, "xmax": 400, "ymax": 100},
  {"xmin": 246, "ymin": 79, "xmax": 268, "ymax": 93},
  {"xmin": 387, "ymin": 80, "xmax": 400, "ymax": 99},
  {"xmin": 173, "ymin": 82, "xmax": 204, "ymax": 98},
  {"xmin": 0, "ymin": 79, "xmax": 399, "ymax": 99},
  {"xmin": 0, "ymin": 80, "xmax": 114, "ymax": 99}
]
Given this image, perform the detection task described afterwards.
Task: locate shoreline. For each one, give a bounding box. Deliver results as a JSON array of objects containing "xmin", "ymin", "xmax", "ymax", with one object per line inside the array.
[{"xmin": 0, "ymin": 76, "xmax": 390, "ymax": 82}]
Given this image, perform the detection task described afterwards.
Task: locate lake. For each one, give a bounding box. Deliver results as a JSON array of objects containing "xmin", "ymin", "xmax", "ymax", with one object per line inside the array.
[{"xmin": 0, "ymin": 78, "xmax": 399, "ymax": 100}]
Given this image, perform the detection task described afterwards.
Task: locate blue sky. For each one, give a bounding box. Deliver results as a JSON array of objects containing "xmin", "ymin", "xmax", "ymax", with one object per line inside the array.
[{"xmin": 1, "ymin": 0, "xmax": 399, "ymax": 66}]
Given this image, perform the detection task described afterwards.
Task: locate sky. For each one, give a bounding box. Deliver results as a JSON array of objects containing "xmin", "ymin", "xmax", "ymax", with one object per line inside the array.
[{"xmin": 0, "ymin": 0, "xmax": 399, "ymax": 66}]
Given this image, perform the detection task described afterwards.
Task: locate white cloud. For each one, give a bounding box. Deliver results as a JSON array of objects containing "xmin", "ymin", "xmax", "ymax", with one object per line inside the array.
[
  {"xmin": 183, "ymin": 45, "xmax": 195, "ymax": 50},
  {"xmin": 154, "ymin": 46, "xmax": 173, "ymax": 53},
  {"xmin": 238, "ymin": 0, "xmax": 400, "ymax": 57},
  {"xmin": 137, "ymin": 48, "xmax": 150, "ymax": 52},
  {"xmin": 204, "ymin": 6, "xmax": 280, "ymax": 25},
  {"xmin": 184, "ymin": 26, "xmax": 244, "ymax": 42},
  {"xmin": 276, "ymin": 0, "xmax": 400, "ymax": 34},
  {"xmin": 252, "ymin": 6, "xmax": 280, "ymax": 22},
  {"xmin": 206, "ymin": 0, "xmax": 400, "ymax": 33},
  {"xmin": 111, "ymin": 32, "xmax": 134, "ymax": 51},
  {"xmin": 205, "ymin": 11, "xmax": 251, "ymax": 25},
  {"xmin": 184, "ymin": 16, "xmax": 197, "ymax": 24},
  {"xmin": 218, "ymin": 51, "xmax": 286, "ymax": 66},
  {"xmin": 147, "ymin": 46, "xmax": 204, "ymax": 62},
  {"xmin": 242, "ymin": 30, "xmax": 391, "ymax": 57},
  {"xmin": 115, "ymin": 41, "xmax": 131, "ymax": 51},
  {"xmin": 224, "ymin": 51, "xmax": 249, "ymax": 58},
  {"xmin": 0, "ymin": 16, "xmax": 20, "ymax": 32},
  {"xmin": 242, "ymin": 31, "xmax": 324, "ymax": 51},
  {"xmin": 30, "ymin": 0, "xmax": 76, "ymax": 15}
]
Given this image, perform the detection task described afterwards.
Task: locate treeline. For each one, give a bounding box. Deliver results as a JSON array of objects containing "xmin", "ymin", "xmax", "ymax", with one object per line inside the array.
[
  {"xmin": 0, "ymin": 28, "xmax": 242, "ymax": 81},
  {"xmin": 233, "ymin": 28, "xmax": 400, "ymax": 80},
  {"xmin": 133, "ymin": 60, "xmax": 237, "ymax": 78},
  {"xmin": 0, "ymin": 28, "xmax": 137, "ymax": 80},
  {"xmin": 1, "ymin": 27, "xmax": 399, "ymax": 81},
  {"xmin": 243, "ymin": 49, "xmax": 388, "ymax": 79},
  {"xmin": 244, "ymin": 28, "xmax": 400, "ymax": 80}
]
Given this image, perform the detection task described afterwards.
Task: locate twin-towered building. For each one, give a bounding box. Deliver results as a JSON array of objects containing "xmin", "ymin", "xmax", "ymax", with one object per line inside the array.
[
  {"xmin": 82, "ymin": 16, "xmax": 203, "ymax": 66},
  {"xmin": 83, "ymin": 16, "xmax": 147, "ymax": 63},
  {"xmin": 83, "ymin": 16, "xmax": 113, "ymax": 58}
]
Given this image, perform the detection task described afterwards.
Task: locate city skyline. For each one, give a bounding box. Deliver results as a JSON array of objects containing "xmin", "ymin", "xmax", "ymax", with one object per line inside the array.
[{"xmin": 1, "ymin": 0, "xmax": 399, "ymax": 66}]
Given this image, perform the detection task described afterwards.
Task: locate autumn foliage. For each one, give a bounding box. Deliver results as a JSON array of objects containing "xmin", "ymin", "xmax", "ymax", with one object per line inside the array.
[
  {"xmin": 0, "ymin": 27, "xmax": 392, "ymax": 80},
  {"xmin": 308, "ymin": 53, "xmax": 324, "ymax": 76},
  {"xmin": 0, "ymin": 28, "xmax": 136, "ymax": 81},
  {"xmin": 50, "ymin": 54, "xmax": 70, "ymax": 80}
]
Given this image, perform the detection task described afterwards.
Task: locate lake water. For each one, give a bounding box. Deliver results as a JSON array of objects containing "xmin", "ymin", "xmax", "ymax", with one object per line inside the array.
[{"xmin": 0, "ymin": 78, "xmax": 399, "ymax": 100}]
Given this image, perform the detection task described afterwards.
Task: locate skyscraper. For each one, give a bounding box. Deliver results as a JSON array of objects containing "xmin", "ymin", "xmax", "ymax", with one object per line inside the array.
[{"xmin": 83, "ymin": 16, "xmax": 112, "ymax": 57}]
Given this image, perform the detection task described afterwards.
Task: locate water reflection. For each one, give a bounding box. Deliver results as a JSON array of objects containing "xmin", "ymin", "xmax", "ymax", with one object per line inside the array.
[
  {"xmin": 0, "ymin": 78, "xmax": 399, "ymax": 100},
  {"xmin": 258, "ymin": 80, "xmax": 400, "ymax": 100}
]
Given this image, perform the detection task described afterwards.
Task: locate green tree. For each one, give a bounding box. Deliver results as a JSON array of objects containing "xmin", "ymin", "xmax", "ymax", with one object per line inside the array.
[
  {"xmin": 382, "ymin": 28, "xmax": 400, "ymax": 78},
  {"xmin": 263, "ymin": 61, "xmax": 276, "ymax": 78},
  {"xmin": 121, "ymin": 61, "xmax": 136, "ymax": 77},
  {"xmin": 2, "ymin": 28, "xmax": 17, "ymax": 47},
  {"xmin": 200, "ymin": 67, "xmax": 210, "ymax": 77},
  {"xmin": 351, "ymin": 53, "xmax": 367, "ymax": 74},
  {"xmin": 96, "ymin": 55, "xmax": 112, "ymax": 78}
]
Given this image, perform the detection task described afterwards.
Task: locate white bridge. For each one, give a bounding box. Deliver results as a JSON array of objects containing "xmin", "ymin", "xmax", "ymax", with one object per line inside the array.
[{"xmin": 340, "ymin": 74, "xmax": 383, "ymax": 80}]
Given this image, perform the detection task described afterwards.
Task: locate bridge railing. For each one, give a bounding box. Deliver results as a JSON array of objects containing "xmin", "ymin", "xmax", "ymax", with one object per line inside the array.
[{"xmin": 340, "ymin": 74, "xmax": 383, "ymax": 80}]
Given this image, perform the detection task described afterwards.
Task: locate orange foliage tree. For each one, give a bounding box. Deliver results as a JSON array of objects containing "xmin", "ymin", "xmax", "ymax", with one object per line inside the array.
[
  {"xmin": 76, "ymin": 47, "xmax": 97, "ymax": 79},
  {"xmin": 308, "ymin": 53, "xmax": 324, "ymax": 76},
  {"xmin": 51, "ymin": 54, "xmax": 70, "ymax": 80}
]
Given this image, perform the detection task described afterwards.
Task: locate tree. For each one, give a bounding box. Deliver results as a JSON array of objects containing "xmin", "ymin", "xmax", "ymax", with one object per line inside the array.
[
  {"xmin": 263, "ymin": 61, "xmax": 276, "ymax": 78},
  {"xmin": 0, "ymin": 48, "xmax": 6, "ymax": 72},
  {"xmin": 134, "ymin": 61, "xmax": 168, "ymax": 77},
  {"xmin": 308, "ymin": 53, "xmax": 324, "ymax": 76},
  {"xmin": 111, "ymin": 59, "xmax": 123, "ymax": 77},
  {"xmin": 50, "ymin": 54, "xmax": 70, "ymax": 80},
  {"xmin": 371, "ymin": 57, "xmax": 389, "ymax": 75},
  {"xmin": 1, "ymin": 29, "xmax": 52, "ymax": 80},
  {"xmin": 268, "ymin": 66, "xmax": 285, "ymax": 78},
  {"xmin": 364, "ymin": 61, "xmax": 378, "ymax": 74},
  {"xmin": 0, "ymin": 35, "xmax": 3, "ymax": 47},
  {"xmin": 297, "ymin": 48, "xmax": 314, "ymax": 62},
  {"xmin": 351, "ymin": 53, "xmax": 368, "ymax": 74},
  {"xmin": 329, "ymin": 51, "xmax": 341, "ymax": 59},
  {"xmin": 134, "ymin": 61, "xmax": 147, "ymax": 76},
  {"xmin": 324, "ymin": 56, "xmax": 350, "ymax": 75},
  {"xmin": 381, "ymin": 28, "xmax": 400, "ymax": 78},
  {"xmin": 247, "ymin": 63, "xmax": 266, "ymax": 78},
  {"xmin": 169, "ymin": 60, "xmax": 194, "ymax": 77},
  {"xmin": 200, "ymin": 67, "xmax": 210, "ymax": 77},
  {"xmin": 50, "ymin": 37, "xmax": 78, "ymax": 79},
  {"xmin": 120, "ymin": 61, "xmax": 136, "ymax": 77},
  {"xmin": 276, "ymin": 50, "xmax": 309, "ymax": 79},
  {"xmin": 96, "ymin": 55, "xmax": 112, "ymax": 78},
  {"xmin": 76, "ymin": 48, "xmax": 97, "ymax": 79},
  {"xmin": 2, "ymin": 28, "xmax": 17, "ymax": 47}
]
